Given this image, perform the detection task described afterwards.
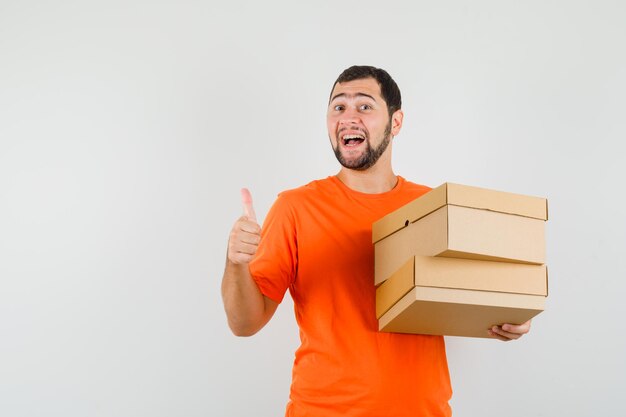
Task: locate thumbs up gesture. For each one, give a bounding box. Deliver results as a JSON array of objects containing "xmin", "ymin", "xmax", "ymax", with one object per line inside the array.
[{"xmin": 228, "ymin": 188, "xmax": 261, "ymax": 265}]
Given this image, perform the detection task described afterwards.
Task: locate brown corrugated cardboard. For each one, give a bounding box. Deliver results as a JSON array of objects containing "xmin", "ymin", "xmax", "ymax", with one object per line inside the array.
[
  {"xmin": 378, "ymin": 286, "xmax": 545, "ymax": 338},
  {"xmin": 373, "ymin": 182, "xmax": 548, "ymax": 244},
  {"xmin": 372, "ymin": 182, "xmax": 549, "ymax": 338},
  {"xmin": 376, "ymin": 256, "xmax": 548, "ymax": 319},
  {"xmin": 374, "ymin": 203, "xmax": 546, "ymax": 285}
]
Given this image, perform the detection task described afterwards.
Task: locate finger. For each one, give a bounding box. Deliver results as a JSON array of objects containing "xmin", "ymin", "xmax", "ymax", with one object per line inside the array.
[
  {"xmin": 501, "ymin": 321, "xmax": 531, "ymax": 335},
  {"xmin": 229, "ymin": 252, "xmax": 255, "ymax": 264},
  {"xmin": 229, "ymin": 229, "xmax": 260, "ymax": 250},
  {"xmin": 233, "ymin": 241, "xmax": 258, "ymax": 255},
  {"xmin": 228, "ymin": 240, "xmax": 258, "ymax": 263},
  {"xmin": 241, "ymin": 188, "xmax": 257, "ymax": 222},
  {"xmin": 487, "ymin": 329, "xmax": 511, "ymax": 342},
  {"xmin": 238, "ymin": 218, "xmax": 261, "ymax": 234},
  {"xmin": 490, "ymin": 325, "xmax": 521, "ymax": 341},
  {"xmin": 239, "ymin": 231, "xmax": 261, "ymax": 245}
]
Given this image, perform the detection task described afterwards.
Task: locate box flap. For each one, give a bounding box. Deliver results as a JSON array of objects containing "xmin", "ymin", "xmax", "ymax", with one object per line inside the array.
[{"xmin": 372, "ymin": 182, "xmax": 548, "ymax": 243}]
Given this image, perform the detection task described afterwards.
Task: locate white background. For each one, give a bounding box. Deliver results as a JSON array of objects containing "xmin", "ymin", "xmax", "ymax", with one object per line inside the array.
[{"xmin": 1, "ymin": 1, "xmax": 625, "ymax": 416}]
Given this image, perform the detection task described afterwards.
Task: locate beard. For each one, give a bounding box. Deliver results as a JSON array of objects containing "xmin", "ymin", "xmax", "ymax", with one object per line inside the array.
[{"xmin": 332, "ymin": 121, "xmax": 392, "ymax": 171}]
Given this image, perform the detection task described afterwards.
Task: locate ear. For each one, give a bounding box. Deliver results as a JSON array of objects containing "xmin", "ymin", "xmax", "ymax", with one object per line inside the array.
[{"xmin": 391, "ymin": 109, "xmax": 404, "ymax": 136}]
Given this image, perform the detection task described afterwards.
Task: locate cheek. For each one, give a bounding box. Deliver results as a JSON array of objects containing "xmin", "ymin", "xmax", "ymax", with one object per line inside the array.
[
  {"xmin": 326, "ymin": 119, "xmax": 337, "ymax": 135},
  {"xmin": 371, "ymin": 117, "xmax": 389, "ymax": 133}
]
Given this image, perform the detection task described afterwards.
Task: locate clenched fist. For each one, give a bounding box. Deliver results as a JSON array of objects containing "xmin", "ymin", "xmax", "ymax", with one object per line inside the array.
[{"xmin": 228, "ymin": 188, "xmax": 261, "ymax": 264}]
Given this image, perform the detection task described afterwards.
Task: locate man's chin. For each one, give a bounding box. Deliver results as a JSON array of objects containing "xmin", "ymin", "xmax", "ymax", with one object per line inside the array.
[
  {"xmin": 337, "ymin": 156, "xmax": 374, "ymax": 171},
  {"xmin": 333, "ymin": 145, "xmax": 375, "ymax": 170}
]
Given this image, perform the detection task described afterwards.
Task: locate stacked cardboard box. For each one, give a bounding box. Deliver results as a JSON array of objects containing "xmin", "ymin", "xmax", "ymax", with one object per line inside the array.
[{"xmin": 373, "ymin": 183, "xmax": 548, "ymax": 338}]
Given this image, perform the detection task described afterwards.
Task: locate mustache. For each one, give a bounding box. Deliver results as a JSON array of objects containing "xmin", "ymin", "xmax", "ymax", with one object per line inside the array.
[{"xmin": 337, "ymin": 126, "xmax": 368, "ymax": 137}]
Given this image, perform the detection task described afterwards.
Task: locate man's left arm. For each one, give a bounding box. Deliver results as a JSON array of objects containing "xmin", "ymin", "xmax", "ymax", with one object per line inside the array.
[{"xmin": 488, "ymin": 319, "xmax": 531, "ymax": 341}]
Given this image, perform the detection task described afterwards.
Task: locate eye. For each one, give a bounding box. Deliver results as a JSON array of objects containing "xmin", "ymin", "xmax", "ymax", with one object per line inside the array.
[
  {"xmin": 359, "ymin": 104, "xmax": 372, "ymax": 111},
  {"xmin": 333, "ymin": 104, "xmax": 345, "ymax": 111}
]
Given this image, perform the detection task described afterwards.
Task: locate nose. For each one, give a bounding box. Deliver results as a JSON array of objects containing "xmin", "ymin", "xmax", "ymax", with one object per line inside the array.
[{"xmin": 339, "ymin": 108, "xmax": 360, "ymax": 125}]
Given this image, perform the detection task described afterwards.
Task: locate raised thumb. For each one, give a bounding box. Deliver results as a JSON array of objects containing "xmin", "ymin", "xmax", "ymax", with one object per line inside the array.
[{"xmin": 240, "ymin": 188, "xmax": 257, "ymax": 222}]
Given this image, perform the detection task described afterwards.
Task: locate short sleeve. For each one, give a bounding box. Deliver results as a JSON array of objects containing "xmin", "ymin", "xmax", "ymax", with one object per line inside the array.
[{"xmin": 249, "ymin": 193, "xmax": 298, "ymax": 304}]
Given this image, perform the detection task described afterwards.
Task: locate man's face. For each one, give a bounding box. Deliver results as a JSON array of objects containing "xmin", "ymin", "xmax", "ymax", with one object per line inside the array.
[{"xmin": 327, "ymin": 77, "xmax": 402, "ymax": 171}]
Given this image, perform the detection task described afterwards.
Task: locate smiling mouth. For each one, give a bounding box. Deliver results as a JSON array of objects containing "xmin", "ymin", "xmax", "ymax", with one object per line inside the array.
[{"xmin": 342, "ymin": 134, "xmax": 366, "ymax": 147}]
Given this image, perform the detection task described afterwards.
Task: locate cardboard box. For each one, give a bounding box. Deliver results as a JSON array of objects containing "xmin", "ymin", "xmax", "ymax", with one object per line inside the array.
[
  {"xmin": 378, "ymin": 285, "xmax": 546, "ymax": 338},
  {"xmin": 376, "ymin": 255, "xmax": 548, "ymax": 319},
  {"xmin": 378, "ymin": 256, "xmax": 547, "ymax": 338},
  {"xmin": 374, "ymin": 183, "xmax": 548, "ymax": 285}
]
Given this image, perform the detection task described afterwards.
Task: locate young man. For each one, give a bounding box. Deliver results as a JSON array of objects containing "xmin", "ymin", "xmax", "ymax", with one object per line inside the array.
[{"xmin": 221, "ymin": 66, "xmax": 530, "ymax": 416}]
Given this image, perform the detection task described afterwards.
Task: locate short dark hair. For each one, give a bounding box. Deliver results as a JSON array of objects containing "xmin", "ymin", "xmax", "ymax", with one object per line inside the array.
[{"xmin": 330, "ymin": 65, "xmax": 402, "ymax": 117}]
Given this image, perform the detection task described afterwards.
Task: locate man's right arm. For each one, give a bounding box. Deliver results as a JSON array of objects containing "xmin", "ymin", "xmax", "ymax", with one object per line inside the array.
[{"xmin": 221, "ymin": 189, "xmax": 278, "ymax": 337}]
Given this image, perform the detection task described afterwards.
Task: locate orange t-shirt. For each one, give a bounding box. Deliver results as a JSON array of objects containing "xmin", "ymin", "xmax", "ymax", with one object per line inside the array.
[{"xmin": 250, "ymin": 176, "xmax": 452, "ymax": 417}]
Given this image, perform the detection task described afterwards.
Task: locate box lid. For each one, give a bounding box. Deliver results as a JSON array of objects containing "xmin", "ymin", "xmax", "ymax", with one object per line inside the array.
[{"xmin": 373, "ymin": 182, "xmax": 548, "ymax": 243}]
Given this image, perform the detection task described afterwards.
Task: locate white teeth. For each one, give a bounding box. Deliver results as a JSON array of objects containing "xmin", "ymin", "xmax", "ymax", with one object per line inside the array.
[{"xmin": 342, "ymin": 134, "xmax": 365, "ymax": 140}]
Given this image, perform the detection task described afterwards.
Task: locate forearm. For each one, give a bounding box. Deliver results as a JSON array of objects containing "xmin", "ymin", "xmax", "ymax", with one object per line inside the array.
[
  {"xmin": 221, "ymin": 260, "xmax": 269, "ymax": 336},
  {"xmin": 222, "ymin": 190, "xmax": 277, "ymax": 336}
]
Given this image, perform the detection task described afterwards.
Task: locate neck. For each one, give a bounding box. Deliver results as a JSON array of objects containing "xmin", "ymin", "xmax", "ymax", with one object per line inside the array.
[{"xmin": 336, "ymin": 157, "xmax": 397, "ymax": 194}]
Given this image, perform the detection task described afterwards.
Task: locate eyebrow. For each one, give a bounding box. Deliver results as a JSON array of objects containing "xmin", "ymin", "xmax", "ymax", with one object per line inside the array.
[{"xmin": 329, "ymin": 92, "xmax": 377, "ymax": 103}]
